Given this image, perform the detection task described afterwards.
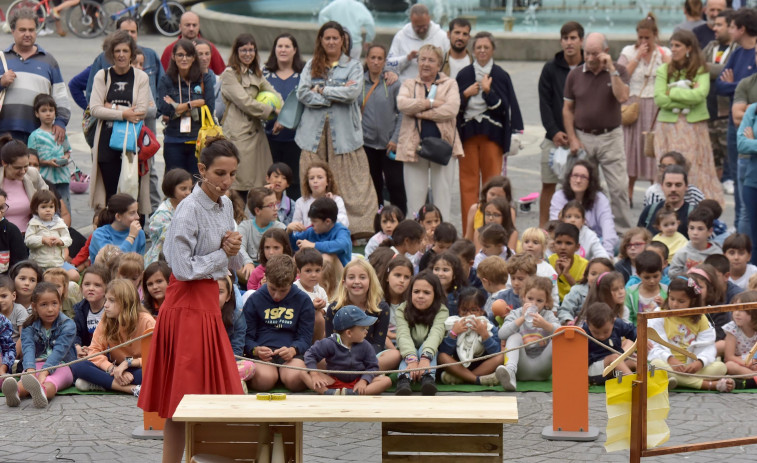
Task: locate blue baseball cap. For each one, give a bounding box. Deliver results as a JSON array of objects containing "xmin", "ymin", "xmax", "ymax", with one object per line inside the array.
[{"xmin": 333, "ymin": 305, "xmax": 378, "ymax": 331}]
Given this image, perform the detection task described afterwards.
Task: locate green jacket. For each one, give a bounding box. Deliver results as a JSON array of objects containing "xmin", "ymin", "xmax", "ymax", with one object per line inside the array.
[
  {"xmin": 625, "ymin": 283, "xmax": 668, "ymax": 326},
  {"xmin": 653, "ymin": 63, "xmax": 710, "ymax": 123},
  {"xmin": 395, "ymin": 302, "xmax": 449, "ymax": 359}
]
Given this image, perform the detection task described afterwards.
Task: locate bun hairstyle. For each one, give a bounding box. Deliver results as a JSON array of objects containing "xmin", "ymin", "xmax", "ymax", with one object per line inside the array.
[
  {"xmin": 199, "ymin": 137, "xmax": 240, "ymax": 167},
  {"xmin": 637, "ymin": 12, "xmax": 659, "ymax": 37},
  {"xmin": 97, "ymin": 193, "xmax": 137, "ymax": 226},
  {"xmin": 0, "ymin": 134, "xmax": 29, "ymax": 166}
]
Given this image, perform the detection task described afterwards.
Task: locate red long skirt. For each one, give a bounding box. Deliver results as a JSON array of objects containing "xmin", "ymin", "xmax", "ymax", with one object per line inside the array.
[{"xmin": 137, "ymin": 275, "xmax": 243, "ymax": 418}]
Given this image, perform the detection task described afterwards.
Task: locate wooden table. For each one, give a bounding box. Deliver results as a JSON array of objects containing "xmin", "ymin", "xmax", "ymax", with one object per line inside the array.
[{"xmin": 173, "ymin": 395, "xmax": 518, "ymax": 462}]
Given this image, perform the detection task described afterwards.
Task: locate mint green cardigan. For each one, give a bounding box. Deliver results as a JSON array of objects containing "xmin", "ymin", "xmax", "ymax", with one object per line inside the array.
[{"xmin": 653, "ymin": 63, "xmax": 710, "ymax": 123}]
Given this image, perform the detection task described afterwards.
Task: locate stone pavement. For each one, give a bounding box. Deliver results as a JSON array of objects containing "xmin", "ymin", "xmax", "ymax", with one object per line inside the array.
[{"xmin": 0, "ymin": 28, "xmax": 744, "ymax": 463}]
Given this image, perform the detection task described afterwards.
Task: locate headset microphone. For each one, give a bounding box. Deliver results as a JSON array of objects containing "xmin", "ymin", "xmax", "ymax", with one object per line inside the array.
[{"xmin": 193, "ymin": 174, "xmax": 223, "ymax": 193}]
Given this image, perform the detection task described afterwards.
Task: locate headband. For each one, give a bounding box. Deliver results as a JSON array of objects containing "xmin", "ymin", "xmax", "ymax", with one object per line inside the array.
[
  {"xmin": 687, "ymin": 268, "xmax": 711, "ymax": 283},
  {"xmin": 596, "ymin": 271, "xmax": 610, "ymax": 285},
  {"xmin": 676, "ymin": 275, "xmax": 701, "ymax": 295}
]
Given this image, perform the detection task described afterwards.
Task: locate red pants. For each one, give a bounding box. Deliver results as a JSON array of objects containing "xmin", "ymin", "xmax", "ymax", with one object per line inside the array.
[{"xmin": 460, "ymin": 135, "xmax": 504, "ymax": 235}]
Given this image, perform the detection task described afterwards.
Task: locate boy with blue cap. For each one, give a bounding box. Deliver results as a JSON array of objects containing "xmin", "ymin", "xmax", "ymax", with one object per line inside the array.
[{"xmin": 302, "ymin": 305, "xmax": 392, "ymax": 395}]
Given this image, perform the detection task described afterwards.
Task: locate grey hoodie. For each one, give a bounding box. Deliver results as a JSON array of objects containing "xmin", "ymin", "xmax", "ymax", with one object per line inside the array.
[
  {"xmin": 386, "ymin": 21, "xmax": 450, "ymax": 83},
  {"xmin": 669, "ymin": 241, "xmax": 723, "ymax": 278}
]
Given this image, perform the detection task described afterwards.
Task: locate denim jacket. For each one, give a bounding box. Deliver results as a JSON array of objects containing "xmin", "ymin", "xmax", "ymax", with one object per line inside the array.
[
  {"xmin": 21, "ymin": 312, "xmax": 76, "ymax": 372},
  {"xmin": 295, "ymin": 54, "xmax": 364, "ymax": 154}
]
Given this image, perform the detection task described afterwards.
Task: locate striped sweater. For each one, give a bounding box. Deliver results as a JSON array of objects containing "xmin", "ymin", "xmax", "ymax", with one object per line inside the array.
[{"xmin": 0, "ymin": 44, "xmax": 70, "ymax": 135}]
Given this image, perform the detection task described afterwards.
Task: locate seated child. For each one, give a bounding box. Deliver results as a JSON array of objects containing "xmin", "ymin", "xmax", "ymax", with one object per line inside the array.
[
  {"xmin": 615, "ymin": 227, "xmax": 652, "ymax": 283},
  {"xmin": 481, "ymin": 254, "xmax": 527, "ymax": 319},
  {"xmin": 722, "ymin": 291, "xmax": 757, "ymax": 383},
  {"xmin": 238, "ymin": 186, "xmax": 286, "ymax": 282},
  {"xmin": 688, "ymin": 264, "xmax": 729, "ymax": 354},
  {"xmin": 474, "ymin": 197, "xmax": 518, "ymax": 252},
  {"xmin": 0, "ymin": 310, "xmax": 13, "ymax": 380},
  {"xmin": 247, "ymin": 228, "xmax": 293, "ymax": 291},
  {"xmin": 464, "ymin": 175, "xmax": 512, "ymax": 240},
  {"xmin": 632, "ymin": 241, "xmax": 671, "ymax": 288},
  {"xmin": 473, "ymin": 223, "xmax": 512, "ymax": 269},
  {"xmin": 577, "ymin": 271, "xmax": 630, "ymax": 323},
  {"xmin": 557, "ymin": 257, "xmax": 613, "ymax": 325},
  {"xmin": 291, "ymin": 161, "xmax": 349, "ymax": 229},
  {"xmin": 365, "ymin": 205, "xmax": 403, "ymax": 258},
  {"xmin": 669, "ymin": 207, "xmax": 722, "ymax": 278},
  {"xmin": 294, "ymin": 248, "xmax": 328, "ymax": 342},
  {"xmin": 144, "ymin": 168, "xmax": 193, "ymax": 266},
  {"xmin": 419, "ymin": 222, "xmax": 457, "ymax": 272},
  {"xmin": 72, "ymin": 265, "xmax": 109, "ymax": 358},
  {"xmin": 543, "ymin": 220, "xmax": 561, "ymax": 259},
  {"xmin": 114, "ymin": 253, "xmax": 144, "ymax": 291},
  {"xmin": 548, "ymin": 223, "xmax": 587, "ymax": 303},
  {"xmin": 449, "ymin": 239, "xmax": 483, "ymax": 290},
  {"xmin": 302, "ymin": 305, "xmax": 392, "ymax": 395},
  {"xmin": 289, "ymin": 197, "xmax": 352, "ymax": 267},
  {"xmin": 438, "ymin": 287, "xmax": 503, "ymax": 385},
  {"xmin": 519, "ymin": 227, "xmax": 559, "ymax": 305},
  {"xmin": 723, "ymin": 233, "xmax": 757, "ymax": 291},
  {"xmin": 43, "ymin": 268, "xmax": 77, "ymax": 319},
  {"xmin": 417, "ymin": 204, "xmax": 442, "ymax": 253},
  {"xmin": 142, "ymin": 261, "xmax": 170, "ymax": 316},
  {"xmin": 430, "ymin": 252, "xmax": 466, "ymax": 316},
  {"xmin": 0, "ymin": 188, "xmax": 26, "ymax": 275},
  {"xmin": 496, "ymin": 276, "xmax": 560, "ymax": 391},
  {"xmin": 266, "ymin": 162, "xmax": 296, "ymax": 225},
  {"xmin": 0, "ymin": 275, "xmax": 28, "ymax": 344},
  {"xmin": 651, "ymin": 204, "xmax": 688, "ymax": 260},
  {"xmin": 10, "ymin": 260, "xmax": 42, "ymax": 313},
  {"xmin": 89, "ymin": 194, "xmax": 146, "ymax": 263},
  {"xmin": 648, "ymin": 276, "xmax": 733, "ymax": 392},
  {"xmin": 625, "ymin": 251, "xmax": 667, "ymax": 325},
  {"xmin": 559, "ymin": 200, "xmax": 608, "ymax": 260},
  {"xmin": 582, "ymin": 302, "xmax": 637, "ymax": 385},
  {"xmin": 704, "ymin": 254, "xmax": 743, "ymax": 304},
  {"xmin": 376, "ymin": 255, "xmax": 414, "ymax": 348},
  {"xmin": 218, "ymin": 275, "xmax": 255, "ymax": 390},
  {"xmin": 24, "ymin": 190, "xmax": 72, "ymax": 271},
  {"xmin": 244, "ymin": 255, "xmax": 314, "ymax": 392}
]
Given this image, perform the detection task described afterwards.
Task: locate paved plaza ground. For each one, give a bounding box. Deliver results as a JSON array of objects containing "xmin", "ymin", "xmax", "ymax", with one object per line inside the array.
[{"xmin": 0, "ymin": 30, "xmax": 747, "ymax": 462}]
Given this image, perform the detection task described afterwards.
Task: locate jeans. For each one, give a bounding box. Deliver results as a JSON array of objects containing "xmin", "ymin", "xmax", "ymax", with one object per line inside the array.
[
  {"xmin": 398, "ymin": 345, "xmax": 437, "ymax": 378},
  {"xmin": 163, "ymin": 142, "xmax": 199, "ymax": 177},
  {"xmin": 53, "ymin": 182, "xmax": 71, "ymax": 213},
  {"xmin": 70, "ymin": 360, "xmax": 142, "ymax": 391},
  {"xmin": 738, "ymin": 156, "xmax": 752, "ymax": 236},
  {"xmin": 742, "ymin": 184, "xmax": 757, "ymax": 265},
  {"xmin": 728, "ymin": 120, "xmax": 741, "ymax": 228}
]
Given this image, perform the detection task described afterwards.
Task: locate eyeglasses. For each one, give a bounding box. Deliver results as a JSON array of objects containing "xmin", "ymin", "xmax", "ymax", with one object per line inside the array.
[
  {"xmin": 484, "ymin": 212, "xmax": 502, "ymax": 219},
  {"xmin": 239, "ymin": 48, "xmax": 256, "ymax": 55},
  {"xmin": 570, "ymin": 173, "xmax": 590, "ymax": 181},
  {"xmin": 174, "ymin": 53, "xmax": 194, "ymax": 60},
  {"xmin": 264, "ymin": 202, "xmax": 277, "ymax": 210},
  {"xmin": 627, "ymin": 242, "xmax": 646, "ymax": 248},
  {"xmin": 0, "ymin": 204, "xmax": 9, "ymax": 212}
]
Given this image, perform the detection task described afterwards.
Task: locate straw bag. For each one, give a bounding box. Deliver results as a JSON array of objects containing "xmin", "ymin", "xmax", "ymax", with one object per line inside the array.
[
  {"xmin": 621, "ymin": 56, "xmax": 654, "ymax": 126},
  {"xmin": 643, "ymin": 108, "xmax": 660, "ymax": 158}
]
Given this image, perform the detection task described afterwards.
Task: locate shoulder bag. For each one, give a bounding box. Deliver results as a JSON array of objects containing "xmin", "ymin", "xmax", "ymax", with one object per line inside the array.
[
  {"xmin": 413, "ymin": 83, "xmax": 453, "ymax": 166},
  {"xmin": 277, "ymin": 89, "xmax": 304, "ymax": 130},
  {"xmin": 83, "ymin": 68, "xmax": 109, "ymax": 148},
  {"xmin": 621, "ymin": 53, "xmax": 654, "ymax": 126}
]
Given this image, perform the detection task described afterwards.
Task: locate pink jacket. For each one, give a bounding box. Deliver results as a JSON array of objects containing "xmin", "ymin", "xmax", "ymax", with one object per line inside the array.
[{"xmin": 396, "ymin": 73, "xmax": 464, "ymax": 162}]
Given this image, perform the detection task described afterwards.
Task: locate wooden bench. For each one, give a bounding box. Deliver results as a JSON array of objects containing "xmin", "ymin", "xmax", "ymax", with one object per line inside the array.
[{"xmin": 173, "ymin": 395, "xmax": 518, "ymax": 462}]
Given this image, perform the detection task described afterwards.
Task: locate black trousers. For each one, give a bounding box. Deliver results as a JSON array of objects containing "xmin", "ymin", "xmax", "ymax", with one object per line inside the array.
[{"xmin": 364, "ymin": 146, "xmax": 407, "ymax": 216}]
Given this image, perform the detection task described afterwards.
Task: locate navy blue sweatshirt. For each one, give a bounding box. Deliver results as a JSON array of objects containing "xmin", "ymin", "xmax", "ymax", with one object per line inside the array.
[
  {"xmin": 304, "ymin": 334, "xmax": 379, "ymax": 383},
  {"xmin": 582, "ymin": 319, "xmax": 637, "ymax": 365},
  {"xmin": 243, "ymin": 284, "xmax": 314, "ymax": 356}
]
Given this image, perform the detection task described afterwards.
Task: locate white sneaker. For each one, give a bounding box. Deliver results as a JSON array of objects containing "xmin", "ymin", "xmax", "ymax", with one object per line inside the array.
[
  {"xmin": 723, "ymin": 179, "xmax": 735, "ymax": 195},
  {"xmin": 132, "ymin": 385, "xmax": 141, "ymax": 397},
  {"xmin": 478, "ymin": 372, "xmax": 500, "ymax": 386},
  {"xmin": 440, "ymin": 371, "xmax": 464, "ymax": 385},
  {"xmin": 2, "ymin": 377, "xmax": 20, "ymax": 407},
  {"xmin": 37, "ymin": 27, "xmax": 54, "ymax": 36},
  {"xmin": 667, "ymin": 374, "xmax": 678, "ymax": 390},
  {"xmin": 495, "ymin": 365, "xmax": 517, "ymax": 392},
  {"xmin": 21, "ymin": 374, "xmax": 48, "ymax": 408},
  {"xmin": 75, "ymin": 378, "xmax": 105, "ymax": 392}
]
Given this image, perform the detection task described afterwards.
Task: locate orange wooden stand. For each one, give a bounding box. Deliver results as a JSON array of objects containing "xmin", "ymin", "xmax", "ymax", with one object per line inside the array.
[
  {"xmin": 132, "ymin": 328, "xmax": 164, "ymax": 439},
  {"xmin": 542, "ymin": 326, "xmax": 599, "ymax": 441}
]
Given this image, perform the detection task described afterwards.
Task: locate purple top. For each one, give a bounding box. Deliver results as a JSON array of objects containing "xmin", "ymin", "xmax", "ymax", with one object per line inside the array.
[{"xmin": 549, "ymin": 189, "xmax": 618, "ymax": 254}]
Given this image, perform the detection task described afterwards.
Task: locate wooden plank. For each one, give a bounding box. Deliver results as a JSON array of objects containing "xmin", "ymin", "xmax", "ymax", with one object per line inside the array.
[
  {"xmin": 382, "ymin": 435, "xmax": 500, "ymax": 454},
  {"xmin": 641, "ymin": 436, "xmax": 757, "ymax": 456},
  {"xmin": 192, "ymin": 442, "xmax": 297, "ymax": 460},
  {"xmin": 382, "ymin": 422, "xmax": 501, "ymax": 435},
  {"xmin": 192, "ymin": 422, "xmax": 297, "ymax": 443},
  {"xmin": 382, "ymin": 455, "xmax": 500, "ymax": 462},
  {"xmin": 173, "ymin": 396, "xmax": 518, "ymax": 424},
  {"xmin": 638, "ymin": 301, "xmax": 757, "ymax": 319}
]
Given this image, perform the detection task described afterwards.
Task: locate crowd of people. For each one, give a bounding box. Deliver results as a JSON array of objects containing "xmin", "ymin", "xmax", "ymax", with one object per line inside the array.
[{"xmin": 0, "ymin": 3, "xmax": 755, "ymax": 455}]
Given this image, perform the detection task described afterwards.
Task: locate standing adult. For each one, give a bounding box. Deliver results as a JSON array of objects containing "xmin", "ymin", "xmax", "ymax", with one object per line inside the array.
[
  {"xmin": 618, "ymin": 14, "xmax": 671, "ymax": 205},
  {"xmin": 263, "ymin": 33, "xmax": 305, "ymax": 200},
  {"xmin": 296, "ymin": 21, "xmax": 377, "ymax": 237},
  {"xmin": 674, "ymin": 0, "xmax": 706, "ymax": 32},
  {"xmin": 456, "ymin": 31, "xmax": 523, "ymax": 232},
  {"xmin": 386, "ymin": 4, "xmax": 450, "ymax": 83},
  {"xmin": 158, "ymin": 39, "xmax": 215, "ymax": 177},
  {"xmin": 362, "ymin": 44, "xmax": 405, "ymax": 214},
  {"xmin": 732, "ymin": 43, "xmax": 757, "ymax": 237},
  {"xmin": 702, "ymin": 9, "xmax": 736, "ymax": 184},
  {"xmin": 0, "ymin": 9, "xmax": 70, "ymax": 144},
  {"xmin": 442, "ymin": 18, "xmax": 472, "ymax": 79},
  {"xmin": 653, "ymin": 29, "xmax": 724, "ymax": 206},
  {"xmin": 195, "ymin": 39, "xmax": 224, "ymax": 121},
  {"xmin": 563, "ymin": 32, "xmax": 632, "ymax": 232},
  {"xmin": 692, "ymin": 0, "xmax": 727, "ymax": 48},
  {"xmin": 537, "ymin": 21, "xmax": 584, "ymax": 228},
  {"xmin": 0, "ymin": 135, "xmax": 48, "ymax": 233},
  {"xmin": 396, "ymin": 44, "xmax": 463, "ymax": 221},
  {"xmin": 138, "ymin": 138, "xmax": 244, "ymax": 463},
  {"xmin": 318, "ymin": 0, "xmax": 375, "ymax": 60},
  {"xmin": 89, "ymin": 31, "xmax": 151, "ymax": 214},
  {"xmin": 220, "ymin": 33, "xmax": 279, "ymax": 197},
  {"xmin": 160, "ymin": 12, "xmax": 225, "ymax": 75}
]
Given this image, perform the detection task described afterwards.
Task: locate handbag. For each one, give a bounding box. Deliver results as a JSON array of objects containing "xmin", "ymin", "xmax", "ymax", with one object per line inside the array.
[
  {"xmin": 109, "ymin": 120, "xmax": 142, "ymax": 153},
  {"xmin": 643, "ymin": 108, "xmax": 661, "ymax": 158},
  {"xmin": 195, "ymin": 105, "xmax": 223, "ymax": 159},
  {"xmin": 413, "ymin": 83, "xmax": 453, "ymax": 166},
  {"xmin": 117, "ymin": 126, "xmax": 140, "ymax": 198},
  {"xmin": 621, "ymin": 55, "xmax": 655, "ymax": 126},
  {"xmin": 82, "ymin": 68, "xmax": 109, "ymax": 148},
  {"xmin": 277, "ymin": 89, "xmax": 304, "ymax": 130},
  {"xmin": 138, "ymin": 124, "xmax": 160, "ymax": 177}
]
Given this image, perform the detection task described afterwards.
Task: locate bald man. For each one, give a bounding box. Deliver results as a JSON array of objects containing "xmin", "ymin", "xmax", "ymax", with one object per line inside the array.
[
  {"xmin": 160, "ymin": 12, "xmax": 225, "ymax": 74},
  {"xmin": 692, "ymin": 0, "xmax": 727, "ymax": 48},
  {"xmin": 386, "ymin": 4, "xmax": 449, "ymax": 82}
]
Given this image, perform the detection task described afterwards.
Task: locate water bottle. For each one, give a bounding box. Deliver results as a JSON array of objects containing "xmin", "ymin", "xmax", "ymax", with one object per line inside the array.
[
  {"xmin": 524, "ymin": 305, "xmax": 538, "ymax": 328},
  {"xmin": 428, "ymin": 84, "xmax": 438, "ymax": 100}
]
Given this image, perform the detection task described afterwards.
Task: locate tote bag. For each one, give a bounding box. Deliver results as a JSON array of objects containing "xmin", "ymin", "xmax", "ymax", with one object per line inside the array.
[
  {"xmin": 110, "ymin": 120, "xmax": 142, "ymax": 153},
  {"xmin": 115, "ymin": 122, "xmax": 140, "ymax": 198},
  {"xmin": 277, "ymin": 90, "xmax": 304, "ymax": 130}
]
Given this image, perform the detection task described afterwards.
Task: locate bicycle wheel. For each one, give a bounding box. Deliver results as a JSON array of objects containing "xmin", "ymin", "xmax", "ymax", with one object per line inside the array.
[
  {"xmin": 153, "ymin": 0, "xmax": 183, "ymax": 36},
  {"xmin": 7, "ymin": 0, "xmax": 46, "ymax": 30},
  {"xmin": 101, "ymin": 0, "xmax": 127, "ymax": 34},
  {"xmin": 66, "ymin": 0, "xmax": 105, "ymax": 38}
]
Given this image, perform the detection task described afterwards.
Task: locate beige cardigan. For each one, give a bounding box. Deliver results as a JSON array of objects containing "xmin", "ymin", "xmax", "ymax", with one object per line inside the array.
[
  {"xmin": 88, "ymin": 67, "xmax": 152, "ymax": 214},
  {"xmin": 396, "ymin": 72, "xmax": 464, "ymax": 162}
]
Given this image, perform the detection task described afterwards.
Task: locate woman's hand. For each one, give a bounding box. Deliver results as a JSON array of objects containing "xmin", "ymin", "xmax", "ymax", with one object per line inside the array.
[
  {"xmin": 163, "ymin": 96, "xmax": 176, "ymax": 105},
  {"xmin": 190, "ymin": 99, "xmax": 206, "ymax": 108},
  {"xmin": 272, "ymin": 122, "xmax": 284, "ymax": 135},
  {"xmin": 635, "ymin": 42, "xmax": 649, "ymax": 61},
  {"xmin": 222, "ymin": 231, "xmax": 242, "ymax": 257},
  {"xmin": 386, "ymin": 141, "xmax": 397, "ymax": 154},
  {"xmin": 463, "ymin": 82, "xmax": 480, "ymax": 98},
  {"xmin": 481, "ymin": 75, "xmax": 492, "ymax": 94},
  {"xmin": 745, "ymin": 127, "xmax": 755, "ymax": 140},
  {"xmin": 122, "ymin": 106, "xmax": 145, "ymax": 124}
]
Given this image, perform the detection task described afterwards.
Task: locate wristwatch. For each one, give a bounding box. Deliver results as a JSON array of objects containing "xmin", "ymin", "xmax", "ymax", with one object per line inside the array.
[
  {"xmin": 610, "ymin": 69, "xmax": 620, "ymax": 77},
  {"xmin": 125, "ymin": 357, "xmax": 133, "ymax": 367},
  {"xmin": 428, "ymin": 98, "xmax": 434, "ymax": 108}
]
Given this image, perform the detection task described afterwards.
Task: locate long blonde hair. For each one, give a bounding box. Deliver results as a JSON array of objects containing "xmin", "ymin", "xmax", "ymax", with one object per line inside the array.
[
  {"xmin": 101, "ymin": 279, "xmax": 149, "ymax": 344},
  {"xmin": 333, "ymin": 258, "xmax": 383, "ymax": 314}
]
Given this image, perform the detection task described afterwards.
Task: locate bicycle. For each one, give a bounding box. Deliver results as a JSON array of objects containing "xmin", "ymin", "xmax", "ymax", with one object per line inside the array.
[
  {"xmin": 6, "ymin": 0, "xmax": 108, "ymax": 38},
  {"xmin": 102, "ymin": 0, "xmax": 184, "ymax": 37}
]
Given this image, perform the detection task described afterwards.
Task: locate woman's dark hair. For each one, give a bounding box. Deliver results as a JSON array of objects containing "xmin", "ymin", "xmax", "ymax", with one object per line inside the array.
[
  {"xmin": 430, "ymin": 252, "xmax": 467, "ymax": 294},
  {"xmin": 403, "ymin": 270, "xmax": 444, "ymax": 328},
  {"xmin": 97, "ymin": 193, "xmax": 137, "ymax": 225},
  {"xmin": 142, "ymin": 261, "xmax": 171, "ymax": 315},
  {"xmin": 258, "ymin": 228, "xmax": 293, "ymax": 266},
  {"xmin": 668, "ymin": 29, "xmax": 707, "ymax": 81},
  {"xmin": 199, "ymin": 137, "xmax": 240, "ymax": 167},
  {"xmin": 265, "ymin": 33, "xmax": 305, "ymax": 74},
  {"xmin": 228, "ymin": 33, "xmax": 261, "ymax": 77},
  {"xmin": 167, "ymin": 39, "xmax": 202, "ymax": 83},
  {"xmin": 373, "ymin": 204, "xmax": 405, "ymax": 234},
  {"xmin": 379, "ymin": 219, "xmax": 424, "ymax": 248},
  {"xmin": 22, "ymin": 282, "xmax": 61, "ymax": 328},
  {"xmin": 311, "ymin": 21, "xmax": 349, "ymax": 78},
  {"xmin": 563, "ymin": 159, "xmax": 601, "ymax": 211},
  {"xmin": 219, "ymin": 275, "xmax": 236, "ymax": 330},
  {"xmin": 457, "ymin": 287, "xmax": 486, "ymax": 312},
  {"xmin": 363, "ymin": 43, "xmax": 387, "ymax": 72},
  {"xmin": 161, "ymin": 168, "xmax": 193, "ymax": 198},
  {"xmin": 0, "ymin": 134, "xmax": 29, "ymax": 166},
  {"xmin": 103, "ymin": 30, "xmax": 137, "ymax": 64},
  {"xmin": 10, "ymin": 260, "xmax": 43, "ymax": 283}
]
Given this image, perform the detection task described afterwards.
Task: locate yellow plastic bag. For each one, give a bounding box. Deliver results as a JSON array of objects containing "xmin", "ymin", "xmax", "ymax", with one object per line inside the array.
[
  {"xmin": 604, "ymin": 371, "xmax": 670, "ymax": 452},
  {"xmin": 195, "ymin": 105, "xmax": 223, "ymax": 160}
]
